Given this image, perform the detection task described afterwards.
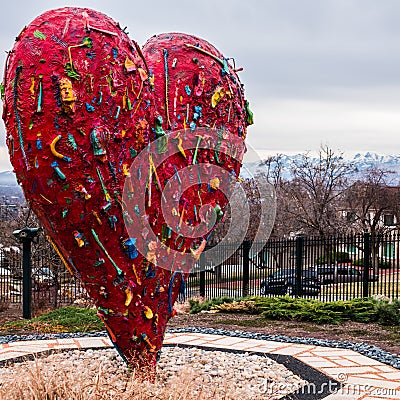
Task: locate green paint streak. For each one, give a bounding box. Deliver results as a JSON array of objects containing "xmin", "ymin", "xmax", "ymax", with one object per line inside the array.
[
  {"xmin": 91, "ymin": 229, "xmax": 123, "ymax": 276},
  {"xmin": 33, "ymin": 30, "xmax": 47, "ymax": 40}
]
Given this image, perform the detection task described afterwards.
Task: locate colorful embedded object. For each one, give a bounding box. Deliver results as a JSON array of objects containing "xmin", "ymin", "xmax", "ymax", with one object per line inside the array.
[
  {"xmin": 123, "ymin": 238, "xmax": 138, "ymax": 259},
  {"xmin": 2, "ymin": 8, "xmax": 251, "ymax": 377}
]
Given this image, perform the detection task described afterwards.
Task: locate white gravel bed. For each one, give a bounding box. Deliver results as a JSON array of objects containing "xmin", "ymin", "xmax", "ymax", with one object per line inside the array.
[{"xmin": 0, "ymin": 347, "xmax": 307, "ymax": 399}]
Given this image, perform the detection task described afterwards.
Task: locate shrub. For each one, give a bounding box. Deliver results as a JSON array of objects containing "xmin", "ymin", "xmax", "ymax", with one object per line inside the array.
[
  {"xmin": 315, "ymin": 255, "xmax": 328, "ymax": 265},
  {"xmin": 254, "ymin": 297, "xmax": 375, "ymax": 324},
  {"xmin": 378, "ymin": 261, "xmax": 392, "ymax": 269},
  {"xmin": 211, "ymin": 300, "xmax": 257, "ymax": 313},
  {"xmin": 189, "ymin": 296, "xmax": 236, "ymax": 314},
  {"xmin": 353, "ymin": 258, "xmax": 391, "ymax": 269},
  {"xmin": 373, "ymin": 298, "xmax": 400, "ymax": 325},
  {"xmin": 190, "ymin": 296, "xmax": 387, "ymax": 325},
  {"xmin": 353, "ymin": 258, "xmax": 364, "ymax": 266},
  {"xmin": 336, "ymin": 251, "xmax": 352, "ymax": 263},
  {"xmin": 315, "ymin": 251, "xmax": 352, "ymax": 265}
]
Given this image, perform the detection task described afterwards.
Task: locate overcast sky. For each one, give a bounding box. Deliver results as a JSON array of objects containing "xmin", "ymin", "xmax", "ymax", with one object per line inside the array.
[{"xmin": 1, "ymin": 0, "xmax": 400, "ymax": 170}]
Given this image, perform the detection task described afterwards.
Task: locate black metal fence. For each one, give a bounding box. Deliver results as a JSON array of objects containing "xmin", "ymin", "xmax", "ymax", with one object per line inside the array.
[
  {"xmin": 1, "ymin": 231, "xmax": 400, "ymax": 312},
  {"xmin": 0, "ymin": 247, "xmax": 85, "ymax": 310},
  {"xmin": 186, "ymin": 231, "xmax": 400, "ymax": 301}
]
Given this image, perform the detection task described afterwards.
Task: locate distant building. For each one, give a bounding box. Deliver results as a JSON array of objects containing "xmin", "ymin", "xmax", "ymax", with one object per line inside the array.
[{"xmin": 0, "ymin": 203, "xmax": 19, "ymax": 220}]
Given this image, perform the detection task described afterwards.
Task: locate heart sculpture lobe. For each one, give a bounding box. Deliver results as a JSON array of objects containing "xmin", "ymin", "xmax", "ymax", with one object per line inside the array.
[{"xmin": 2, "ymin": 7, "xmax": 252, "ymax": 376}]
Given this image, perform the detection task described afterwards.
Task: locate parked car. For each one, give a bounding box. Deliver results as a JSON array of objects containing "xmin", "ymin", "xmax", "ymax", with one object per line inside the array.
[
  {"xmin": 32, "ymin": 267, "xmax": 55, "ymax": 290},
  {"xmin": 315, "ymin": 265, "xmax": 378, "ymax": 284},
  {"xmin": 260, "ymin": 268, "xmax": 321, "ymax": 296}
]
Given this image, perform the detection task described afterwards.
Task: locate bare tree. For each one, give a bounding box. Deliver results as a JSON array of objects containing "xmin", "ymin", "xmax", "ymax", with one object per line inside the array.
[
  {"xmin": 259, "ymin": 154, "xmax": 284, "ymax": 187},
  {"xmin": 344, "ymin": 167, "xmax": 398, "ymax": 234},
  {"xmin": 211, "ymin": 178, "xmax": 262, "ymax": 243},
  {"xmin": 343, "ymin": 167, "xmax": 400, "ymax": 272},
  {"xmin": 277, "ymin": 146, "xmax": 354, "ymax": 238}
]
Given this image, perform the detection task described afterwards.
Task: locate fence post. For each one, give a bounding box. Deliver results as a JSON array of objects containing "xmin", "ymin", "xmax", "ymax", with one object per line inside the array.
[
  {"xmin": 22, "ymin": 240, "xmax": 32, "ymax": 319},
  {"xmin": 363, "ymin": 231, "xmax": 371, "ymax": 298},
  {"xmin": 12, "ymin": 227, "xmax": 40, "ymax": 319},
  {"xmin": 199, "ymin": 251, "xmax": 206, "ymax": 298},
  {"xmin": 295, "ymin": 236, "xmax": 304, "ymax": 297},
  {"xmin": 243, "ymin": 240, "xmax": 251, "ymax": 297}
]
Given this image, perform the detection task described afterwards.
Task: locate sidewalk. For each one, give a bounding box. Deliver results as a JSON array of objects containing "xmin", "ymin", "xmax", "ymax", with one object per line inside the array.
[{"xmin": 1, "ymin": 332, "xmax": 400, "ymax": 399}]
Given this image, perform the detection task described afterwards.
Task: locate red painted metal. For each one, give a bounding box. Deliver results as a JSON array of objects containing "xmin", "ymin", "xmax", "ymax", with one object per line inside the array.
[{"xmin": 2, "ymin": 7, "xmax": 251, "ymax": 376}]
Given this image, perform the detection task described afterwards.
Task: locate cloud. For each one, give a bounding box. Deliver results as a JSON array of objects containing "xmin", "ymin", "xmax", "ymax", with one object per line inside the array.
[
  {"xmin": 248, "ymin": 90, "xmax": 400, "ymax": 155},
  {"xmin": 0, "ymin": 146, "xmax": 13, "ymax": 172},
  {"xmin": 0, "ymin": 0, "xmax": 400, "ymax": 166}
]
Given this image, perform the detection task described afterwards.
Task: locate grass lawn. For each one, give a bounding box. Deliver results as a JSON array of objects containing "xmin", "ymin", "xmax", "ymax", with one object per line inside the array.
[{"xmin": 0, "ymin": 306, "xmax": 103, "ymax": 333}]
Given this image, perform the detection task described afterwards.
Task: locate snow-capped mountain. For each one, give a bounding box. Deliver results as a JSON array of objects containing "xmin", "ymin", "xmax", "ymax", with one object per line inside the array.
[
  {"xmin": 2, "ymin": 151, "xmax": 400, "ymax": 197},
  {"xmin": 0, "ymin": 171, "xmax": 24, "ymax": 203},
  {"xmin": 240, "ymin": 152, "xmax": 400, "ymax": 184},
  {"xmin": 0, "ymin": 171, "xmax": 20, "ymax": 187},
  {"xmin": 352, "ymin": 152, "xmax": 400, "ymax": 173}
]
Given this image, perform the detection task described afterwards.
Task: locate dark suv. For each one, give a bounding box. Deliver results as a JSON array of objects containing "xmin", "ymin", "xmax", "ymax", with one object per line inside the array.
[
  {"xmin": 260, "ymin": 268, "xmax": 321, "ymax": 296},
  {"xmin": 316, "ymin": 265, "xmax": 378, "ymax": 284}
]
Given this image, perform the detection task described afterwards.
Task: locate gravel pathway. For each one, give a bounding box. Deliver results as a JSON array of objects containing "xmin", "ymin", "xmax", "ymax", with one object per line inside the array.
[
  {"xmin": 2, "ymin": 325, "xmax": 399, "ymax": 370},
  {"xmin": 169, "ymin": 327, "xmax": 400, "ymax": 369},
  {"xmin": 0, "ymin": 346, "xmax": 306, "ymax": 400}
]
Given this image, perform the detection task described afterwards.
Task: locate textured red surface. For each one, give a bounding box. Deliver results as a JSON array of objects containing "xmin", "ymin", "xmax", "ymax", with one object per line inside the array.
[{"xmin": 2, "ymin": 7, "xmax": 251, "ymax": 374}]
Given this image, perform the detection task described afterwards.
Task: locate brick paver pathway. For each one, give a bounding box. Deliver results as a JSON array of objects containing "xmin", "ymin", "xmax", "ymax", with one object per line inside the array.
[{"xmin": 1, "ymin": 332, "xmax": 399, "ymax": 399}]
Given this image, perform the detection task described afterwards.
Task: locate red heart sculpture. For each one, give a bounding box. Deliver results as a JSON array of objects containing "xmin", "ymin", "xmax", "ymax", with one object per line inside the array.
[{"xmin": 2, "ymin": 7, "xmax": 251, "ymax": 376}]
